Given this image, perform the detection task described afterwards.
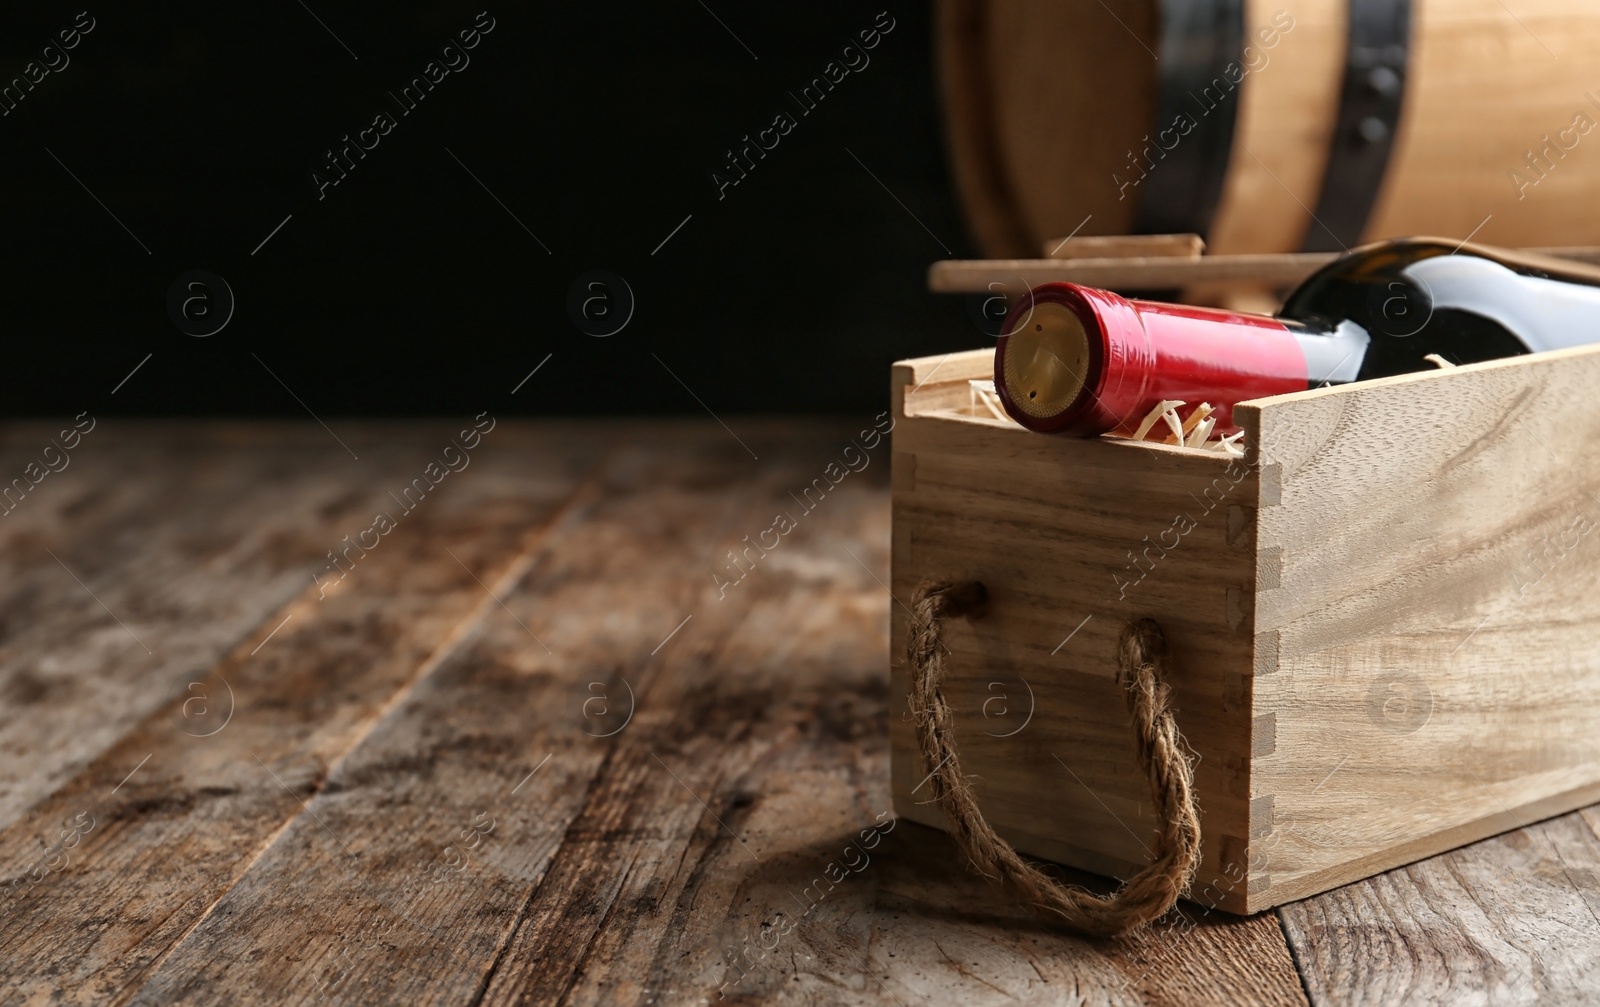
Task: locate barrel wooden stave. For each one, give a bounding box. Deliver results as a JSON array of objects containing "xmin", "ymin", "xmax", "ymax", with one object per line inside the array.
[
  {"xmin": 1208, "ymin": 0, "xmax": 1346, "ymax": 255},
  {"xmin": 938, "ymin": 0, "xmax": 1600, "ymax": 258},
  {"xmin": 1371, "ymin": 0, "xmax": 1600, "ymax": 250}
]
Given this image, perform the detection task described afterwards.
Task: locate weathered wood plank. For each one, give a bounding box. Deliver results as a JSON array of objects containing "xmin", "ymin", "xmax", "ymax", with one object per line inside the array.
[
  {"xmin": 0, "ymin": 422, "xmax": 500, "ymax": 829},
  {"xmin": 0, "ymin": 423, "xmax": 601, "ymax": 1005},
  {"xmin": 119, "ymin": 426, "xmax": 845, "ymax": 1005},
  {"xmin": 474, "ymin": 443, "xmax": 907, "ymax": 1007},
  {"xmin": 1279, "ymin": 804, "xmax": 1600, "ymax": 1006}
]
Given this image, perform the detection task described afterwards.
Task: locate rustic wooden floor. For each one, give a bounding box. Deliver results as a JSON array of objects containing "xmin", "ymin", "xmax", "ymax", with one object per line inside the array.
[{"xmin": 1, "ymin": 421, "xmax": 1593, "ymax": 1006}]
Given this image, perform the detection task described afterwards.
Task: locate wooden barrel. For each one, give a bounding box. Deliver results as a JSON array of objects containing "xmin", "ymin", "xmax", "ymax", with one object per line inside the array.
[{"xmin": 940, "ymin": 0, "xmax": 1600, "ymax": 258}]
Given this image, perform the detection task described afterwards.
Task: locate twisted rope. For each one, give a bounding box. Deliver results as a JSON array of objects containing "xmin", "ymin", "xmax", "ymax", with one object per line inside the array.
[{"xmin": 906, "ymin": 579, "xmax": 1201, "ymax": 936}]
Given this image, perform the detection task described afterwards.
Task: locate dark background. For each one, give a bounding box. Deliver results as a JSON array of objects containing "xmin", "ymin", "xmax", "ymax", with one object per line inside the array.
[{"xmin": 0, "ymin": 2, "xmax": 982, "ymax": 417}]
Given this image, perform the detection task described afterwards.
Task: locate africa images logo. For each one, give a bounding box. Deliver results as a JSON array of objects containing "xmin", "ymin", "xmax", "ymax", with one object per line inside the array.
[{"xmin": 166, "ymin": 270, "xmax": 235, "ymax": 337}]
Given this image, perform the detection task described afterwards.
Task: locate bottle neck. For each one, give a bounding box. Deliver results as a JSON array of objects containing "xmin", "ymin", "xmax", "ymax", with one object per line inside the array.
[{"xmin": 1284, "ymin": 319, "xmax": 1369, "ymax": 386}]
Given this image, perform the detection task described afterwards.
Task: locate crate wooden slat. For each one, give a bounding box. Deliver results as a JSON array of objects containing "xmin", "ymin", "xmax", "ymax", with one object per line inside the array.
[
  {"xmin": 928, "ymin": 246, "xmax": 1600, "ymax": 294},
  {"xmin": 889, "ymin": 342, "xmax": 1600, "ymax": 913},
  {"xmin": 1040, "ymin": 233, "xmax": 1206, "ymax": 260}
]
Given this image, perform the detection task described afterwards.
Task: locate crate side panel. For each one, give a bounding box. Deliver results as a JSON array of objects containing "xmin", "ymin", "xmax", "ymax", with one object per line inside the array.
[
  {"xmin": 888, "ymin": 413, "xmax": 1258, "ymax": 913},
  {"xmin": 1242, "ymin": 343, "xmax": 1600, "ymax": 908}
]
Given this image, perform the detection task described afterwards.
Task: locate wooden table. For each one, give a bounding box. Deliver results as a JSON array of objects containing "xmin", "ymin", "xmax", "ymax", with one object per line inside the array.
[{"xmin": 1, "ymin": 421, "xmax": 1591, "ymax": 1005}]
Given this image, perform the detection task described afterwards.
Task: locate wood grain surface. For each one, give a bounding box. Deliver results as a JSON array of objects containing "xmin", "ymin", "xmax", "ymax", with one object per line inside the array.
[
  {"xmin": 926, "ymin": 247, "xmax": 1600, "ymax": 295},
  {"xmin": 1206, "ymin": 0, "xmax": 1345, "ymax": 257},
  {"xmin": 1369, "ymin": 0, "xmax": 1600, "ymax": 252},
  {"xmin": 0, "ymin": 421, "xmax": 1591, "ymax": 1005},
  {"xmin": 1280, "ymin": 804, "xmax": 1600, "ymax": 1007},
  {"xmin": 1040, "ymin": 233, "xmax": 1205, "ymax": 261},
  {"xmin": 1240, "ymin": 343, "xmax": 1600, "ymax": 909}
]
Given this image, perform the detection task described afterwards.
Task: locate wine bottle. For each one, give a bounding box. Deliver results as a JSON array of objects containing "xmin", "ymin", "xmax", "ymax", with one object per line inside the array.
[{"xmin": 993, "ymin": 238, "xmax": 1600, "ymax": 436}]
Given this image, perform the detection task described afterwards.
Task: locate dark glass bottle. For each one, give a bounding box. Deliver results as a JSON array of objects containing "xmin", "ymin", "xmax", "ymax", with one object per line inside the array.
[
  {"xmin": 1282, "ymin": 238, "xmax": 1600, "ymax": 381},
  {"xmin": 993, "ymin": 239, "xmax": 1600, "ymax": 436}
]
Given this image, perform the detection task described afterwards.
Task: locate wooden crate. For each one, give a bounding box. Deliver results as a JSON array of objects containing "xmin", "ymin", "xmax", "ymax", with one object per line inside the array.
[{"xmin": 888, "ymin": 343, "xmax": 1600, "ymax": 914}]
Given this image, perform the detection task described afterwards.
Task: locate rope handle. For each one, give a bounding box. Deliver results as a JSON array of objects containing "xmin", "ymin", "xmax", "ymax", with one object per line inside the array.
[{"xmin": 906, "ymin": 579, "xmax": 1201, "ymax": 936}]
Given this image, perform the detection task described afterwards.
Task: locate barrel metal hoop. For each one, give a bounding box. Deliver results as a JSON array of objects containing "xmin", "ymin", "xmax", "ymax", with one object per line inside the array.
[
  {"xmin": 1133, "ymin": 0, "xmax": 1245, "ymax": 240},
  {"xmin": 1302, "ymin": 0, "xmax": 1413, "ymax": 252}
]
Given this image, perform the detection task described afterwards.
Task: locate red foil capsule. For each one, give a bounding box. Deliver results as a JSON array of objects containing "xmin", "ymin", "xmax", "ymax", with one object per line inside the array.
[{"xmin": 993, "ymin": 283, "xmax": 1311, "ymax": 436}]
